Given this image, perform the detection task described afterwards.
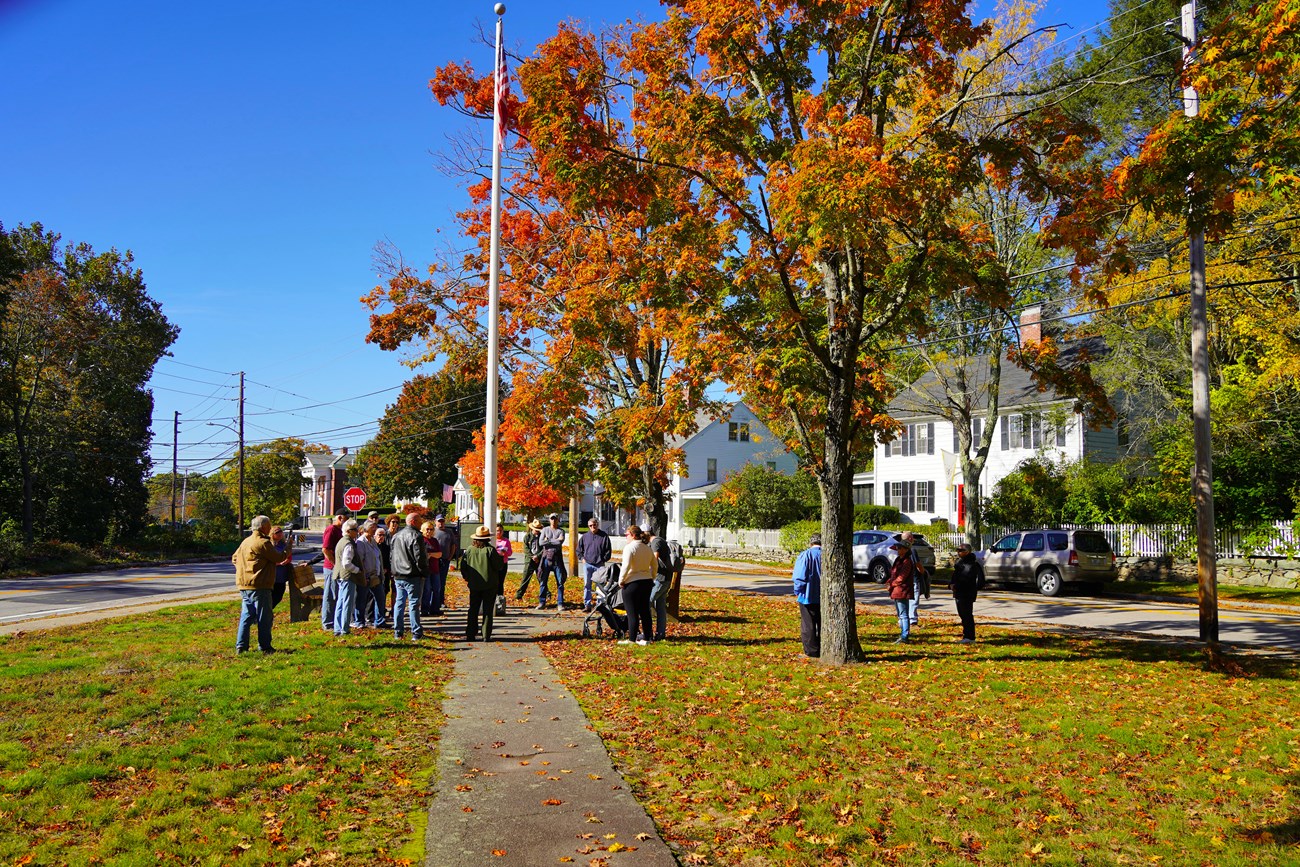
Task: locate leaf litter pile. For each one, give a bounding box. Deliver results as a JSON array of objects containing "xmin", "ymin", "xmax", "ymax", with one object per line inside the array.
[
  {"xmin": 541, "ymin": 589, "xmax": 1300, "ymax": 866},
  {"xmin": 0, "ymin": 602, "xmax": 454, "ymax": 865}
]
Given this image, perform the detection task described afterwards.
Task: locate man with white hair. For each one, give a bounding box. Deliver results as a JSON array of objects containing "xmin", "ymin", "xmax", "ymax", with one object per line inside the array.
[
  {"xmin": 332, "ymin": 519, "xmax": 363, "ymax": 636},
  {"xmin": 232, "ymin": 515, "xmax": 291, "ymax": 654},
  {"xmin": 356, "ymin": 520, "xmax": 386, "ymax": 629}
]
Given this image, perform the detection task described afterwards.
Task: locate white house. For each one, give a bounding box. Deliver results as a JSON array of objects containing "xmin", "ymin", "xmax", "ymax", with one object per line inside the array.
[
  {"xmin": 299, "ymin": 447, "xmax": 357, "ymax": 520},
  {"xmin": 875, "ymin": 319, "xmax": 1122, "ymax": 527},
  {"xmin": 664, "ymin": 402, "xmax": 798, "ymax": 539}
]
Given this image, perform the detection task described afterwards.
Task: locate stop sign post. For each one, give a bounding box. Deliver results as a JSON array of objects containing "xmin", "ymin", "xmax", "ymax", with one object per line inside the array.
[{"xmin": 343, "ymin": 487, "xmax": 367, "ymax": 512}]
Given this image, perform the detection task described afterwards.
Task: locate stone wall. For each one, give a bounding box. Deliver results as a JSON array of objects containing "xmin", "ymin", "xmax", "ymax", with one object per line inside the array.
[{"xmin": 1117, "ymin": 556, "xmax": 1300, "ymax": 589}]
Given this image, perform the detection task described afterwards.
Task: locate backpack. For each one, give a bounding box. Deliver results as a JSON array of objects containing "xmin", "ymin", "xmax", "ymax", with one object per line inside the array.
[{"xmin": 667, "ymin": 540, "xmax": 686, "ymax": 572}]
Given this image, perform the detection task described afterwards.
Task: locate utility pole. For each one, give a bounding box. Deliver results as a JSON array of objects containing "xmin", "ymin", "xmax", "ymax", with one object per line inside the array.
[
  {"xmin": 1183, "ymin": 0, "xmax": 1218, "ymax": 644},
  {"xmin": 238, "ymin": 371, "xmax": 246, "ymax": 536},
  {"xmin": 171, "ymin": 411, "xmax": 179, "ymax": 529}
]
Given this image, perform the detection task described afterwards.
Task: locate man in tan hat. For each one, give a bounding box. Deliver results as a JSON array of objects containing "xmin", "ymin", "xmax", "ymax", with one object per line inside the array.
[
  {"xmin": 459, "ymin": 525, "xmax": 505, "ymax": 641},
  {"xmin": 514, "ymin": 519, "xmax": 544, "ymax": 606}
]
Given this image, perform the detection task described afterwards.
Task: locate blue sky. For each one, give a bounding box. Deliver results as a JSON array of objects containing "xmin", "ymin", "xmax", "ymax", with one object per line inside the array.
[{"xmin": 0, "ymin": 0, "xmax": 1110, "ymax": 478}]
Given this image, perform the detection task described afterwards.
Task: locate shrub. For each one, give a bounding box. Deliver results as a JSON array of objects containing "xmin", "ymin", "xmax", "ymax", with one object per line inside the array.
[
  {"xmin": 779, "ymin": 520, "xmax": 822, "ymax": 553},
  {"xmin": 0, "ymin": 519, "xmax": 23, "ymax": 572},
  {"xmin": 853, "ymin": 505, "xmax": 901, "ymax": 528},
  {"xmin": 684, "ymin": 465, "xmax": 819, "ymax": 531}
]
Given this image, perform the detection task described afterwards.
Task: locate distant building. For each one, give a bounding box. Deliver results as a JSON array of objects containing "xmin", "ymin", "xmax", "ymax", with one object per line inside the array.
[
  {"xmin": 876, "ymin": 307, "xmax": 1124, "ymax": 527},
  {"xmin": 299, "ymin": 447, "xmax": 356, "ymax": 518}
]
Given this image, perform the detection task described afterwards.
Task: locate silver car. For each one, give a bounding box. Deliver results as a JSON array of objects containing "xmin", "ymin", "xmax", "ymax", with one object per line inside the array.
[
  {"xmin": 983, "ymin": 528, "xmax": 1117, "ymax": 596},
  {"xmin": 852, "ymin": 531, "xmax": 937, "ymax": 583}
]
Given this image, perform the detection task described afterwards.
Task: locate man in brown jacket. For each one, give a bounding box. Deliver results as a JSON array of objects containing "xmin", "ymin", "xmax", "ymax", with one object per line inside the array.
[{"xmin": 233, "ymin": 515, "xmax": 291, "ymax": 653}]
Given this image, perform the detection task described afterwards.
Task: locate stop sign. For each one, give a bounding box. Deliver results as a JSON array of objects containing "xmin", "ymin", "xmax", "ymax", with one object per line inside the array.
[{"xmin": 343, "ymin": 487, "xmax": 367, "ymax": 512}]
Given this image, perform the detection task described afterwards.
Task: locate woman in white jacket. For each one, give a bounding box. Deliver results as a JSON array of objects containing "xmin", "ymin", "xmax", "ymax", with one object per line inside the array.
[{"xmin": 619, "ymin": 525, "xmax": 657, "ymax": 645}]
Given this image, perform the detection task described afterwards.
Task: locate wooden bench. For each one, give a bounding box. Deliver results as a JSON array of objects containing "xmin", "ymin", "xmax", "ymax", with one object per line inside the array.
[{"xmin": 288, "ymin": 579, "xmax": 324, "ymax": 623}]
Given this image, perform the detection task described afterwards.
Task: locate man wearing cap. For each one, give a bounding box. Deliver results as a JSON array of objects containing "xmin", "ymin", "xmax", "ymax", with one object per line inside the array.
[
  {"xmin": 515, "ymin": 519, "xmax": 544, "ymax": 606},
  {"xmin": 390, "ymin": 511, "xmax": 429, "ymax": 641},
  {"xmin": 538, "ymin": 513, "xmax": 569, "ymax": 611},
  {"xmin": 319, "ymin": 512, "xmax": 346, "ymax": 632},
  {"xmin": 791, "ymin": 532, "xmax": 823, "ymax": 658},
  {"xmin": 576, "ymin": 517, "xmax": 611, "ymax": 612},
  {"xmin": 459, "ymin": 525, "xmax": 505, "ymax": 641},
  {"xmin": 332, "ymin": 519, "xmax": 364, "ymax": 636},
  {"xmin": 950, "ymin": 541, "xmax": 985, "ymax": 643},
  {"xmin": 233, "ymin": 515, "xmax": 292, "ymax": 654}
]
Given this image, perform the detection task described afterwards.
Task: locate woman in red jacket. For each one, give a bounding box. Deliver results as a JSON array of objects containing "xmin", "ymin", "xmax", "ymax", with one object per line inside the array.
[{"xmin": 886, "ymin": 541, "xmax": 916, "ymax": 644}]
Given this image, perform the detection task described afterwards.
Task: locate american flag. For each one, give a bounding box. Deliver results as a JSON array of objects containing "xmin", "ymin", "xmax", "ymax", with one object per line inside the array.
[{"xmin": 493, "ymin": 21, "xmax": 507, "ymax": 152}]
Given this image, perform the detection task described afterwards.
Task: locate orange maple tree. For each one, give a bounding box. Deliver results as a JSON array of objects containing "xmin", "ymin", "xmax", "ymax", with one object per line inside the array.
[
  {"xmin": 364, "ymin": 26, "xmax": 728, "ymax": 527},
  {"xmin": 531, "ymin": 1, "xmax": 1111, "ymax": 664}
]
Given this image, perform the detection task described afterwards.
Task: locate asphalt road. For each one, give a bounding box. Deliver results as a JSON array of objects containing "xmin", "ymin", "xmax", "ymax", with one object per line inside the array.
[{"xmin": 2, "ymin": 558, "xmax": 1297, "ymax": 653}]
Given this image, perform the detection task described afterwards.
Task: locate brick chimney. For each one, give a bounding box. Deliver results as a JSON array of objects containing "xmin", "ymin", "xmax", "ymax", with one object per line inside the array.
[{"xmin": 1019, "ymin": 305, "xmax": 1042, "ymax": 347}]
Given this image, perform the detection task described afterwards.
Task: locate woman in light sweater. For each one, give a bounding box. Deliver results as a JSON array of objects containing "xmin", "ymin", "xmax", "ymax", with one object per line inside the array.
[{"xmin": 619, "ymin": 525, "xmax": 657, "ymax": 645}]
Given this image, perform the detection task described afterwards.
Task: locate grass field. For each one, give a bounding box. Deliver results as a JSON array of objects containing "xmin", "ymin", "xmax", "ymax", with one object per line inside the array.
[
  {"xmin": 0, "ymin": 603, "xmax": 453, "ymax": 866},
  {"xmin": 543, "ymin": 589, "xmax": 1300, "ymax": 866}
]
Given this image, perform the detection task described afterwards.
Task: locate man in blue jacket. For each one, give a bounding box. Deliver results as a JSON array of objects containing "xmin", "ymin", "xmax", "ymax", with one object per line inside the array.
[{"xmin": 792, "ymin": 532, "xmax": 823, "ymax": 658}]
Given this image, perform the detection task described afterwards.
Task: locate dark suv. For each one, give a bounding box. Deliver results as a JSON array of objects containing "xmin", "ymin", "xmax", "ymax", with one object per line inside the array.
[{"xmin": 983, "ymin": 529, "xmax": 1117, "ymax": 596}]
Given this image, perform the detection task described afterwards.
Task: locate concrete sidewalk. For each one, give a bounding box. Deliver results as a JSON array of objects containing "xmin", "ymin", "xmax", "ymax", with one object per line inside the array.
[{"xmin": 419, "ymin": 604, "xmax": 679, "ymax": 866}]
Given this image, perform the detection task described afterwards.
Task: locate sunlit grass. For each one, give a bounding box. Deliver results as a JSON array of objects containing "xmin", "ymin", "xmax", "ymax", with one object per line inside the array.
[
  {"xmin": 543, "ymin": 589, "xmax": 1300, "ymax": 866},
  {"xmin": 0, "ymin": 602, "xmax": 453, "ymax": 865}
]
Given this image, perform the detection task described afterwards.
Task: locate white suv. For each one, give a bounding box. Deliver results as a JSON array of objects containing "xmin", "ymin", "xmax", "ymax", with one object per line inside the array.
[{"xmin": 851, "ymin": 531, "xmax": 937, "ymax": 583}]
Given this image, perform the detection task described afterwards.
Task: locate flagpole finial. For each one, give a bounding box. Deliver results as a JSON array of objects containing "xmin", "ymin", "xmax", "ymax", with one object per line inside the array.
[{"xmin": 494, "ymin": 3, "xmax": 505, "ymax": 15}]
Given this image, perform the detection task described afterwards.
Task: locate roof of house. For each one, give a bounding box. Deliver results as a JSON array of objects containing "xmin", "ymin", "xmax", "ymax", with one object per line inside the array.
[
  {"xmin": 888, "ymin": 337, "xmax": 1107, "ymax": 421},
  {"xmin": 301, "ymin": 451, "xmax": 356, "ymax": 475}
]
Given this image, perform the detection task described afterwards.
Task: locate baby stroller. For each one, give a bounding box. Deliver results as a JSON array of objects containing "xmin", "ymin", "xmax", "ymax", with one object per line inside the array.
[{"xmin": 581, "ymin": 562, "xmax": 628, "ymax": 639}]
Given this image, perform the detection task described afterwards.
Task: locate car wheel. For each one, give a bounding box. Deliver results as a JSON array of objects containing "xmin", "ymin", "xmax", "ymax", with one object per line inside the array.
[
  {"xmin": 1037, "ymin": 567, "xmax": 1063, "ymax": 597},
  {"xmin": 870, "ymin": 560, "xmax": 889, "ymax": 584}
]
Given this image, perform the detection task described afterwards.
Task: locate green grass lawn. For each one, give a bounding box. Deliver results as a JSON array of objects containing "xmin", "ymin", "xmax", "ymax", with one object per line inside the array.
[
  {"xmin": 0, "ymin": 603, "xmax": 453, "ymax": 866},
  {"xmin": 542, "ymin": 589, "xmax": 1300, "ymax": 866}
]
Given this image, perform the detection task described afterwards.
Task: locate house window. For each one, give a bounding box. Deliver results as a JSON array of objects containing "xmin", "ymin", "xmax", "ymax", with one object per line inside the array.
[
  {"xmin": 707, "ymin": 458, "xmax": 717, "ymax": 483},
  {"xmin": 1055, "ymin": 419, "xmax": 1067, "ymax": 447},
  {"xmin": 853, "ymin": 484, "xmax": 874, "ymax": 505},
  {"xmin": 1117, "ymin": 418, "xmax": 1129, "ymax": 447},
  {"xmin": 883, "ymin": 480, "xmax": 935, "ymax": 513},
  {"xmin": 729, "ymin": 422, "xmax": 751, "ymax": 442},
  {"xmin": 1000, "ymin": 413, "xmax": 1044, "ymax": 450},
  {"xmin": 889, "ymin": 423, "xmax": 935, "ymax": 457}
]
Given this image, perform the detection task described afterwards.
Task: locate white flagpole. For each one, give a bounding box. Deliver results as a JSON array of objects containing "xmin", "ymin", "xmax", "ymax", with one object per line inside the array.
[{"xmin": 484, "ymin": 3, "xmax": 506, "ymax": 534}]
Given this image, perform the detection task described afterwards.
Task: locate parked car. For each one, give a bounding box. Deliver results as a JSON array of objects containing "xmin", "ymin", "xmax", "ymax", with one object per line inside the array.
[
  {"xmin": 982, "ymin": 528, "xmax": 1117, "ymax": 596},
  {"xmin": 852, "ymin": 531, "xmax": 937, "ymax": 583}
]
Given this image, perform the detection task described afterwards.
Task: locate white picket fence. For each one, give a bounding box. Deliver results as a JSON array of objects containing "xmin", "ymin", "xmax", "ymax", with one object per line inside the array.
[
  {"xmin": 679, "ymin": 520, "xmax": 1300, "ymax": 559},
  {"xmin": 934, "ymin": 521, "xmax": 1300, "ymax": 560},
  {"xmin": 679, "ymin": 526, "xmax": 785, "ymax": 550}
]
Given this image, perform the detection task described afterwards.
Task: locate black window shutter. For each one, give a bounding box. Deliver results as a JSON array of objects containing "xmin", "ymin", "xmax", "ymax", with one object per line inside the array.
[
  {"xmin": 927, "ymin": 423, "xmax": 935, "ymax": 455},
  {"xmin": 1000, "ymin": 417, "xmax": 1009, "ymax": 451}
]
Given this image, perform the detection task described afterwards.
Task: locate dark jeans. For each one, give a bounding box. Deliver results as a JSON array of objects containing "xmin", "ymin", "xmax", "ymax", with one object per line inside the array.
[
  {"xmin": 466, "ymin": 586, "xmax": 494, "ymax": 640},
  {"xmin": 271, "ymin": 581, "xmax": 287, "ymax": 609},
  {"xmin": 956, "ymin": 597, "xmax": 976, "ymax": 640},
  {"xmin": 798, "ymin": 602, "xmax": 821, "ymax": 657},
  {"xmin": 624, "ymin": 579, "xmax": 654, "ymax": 642}
]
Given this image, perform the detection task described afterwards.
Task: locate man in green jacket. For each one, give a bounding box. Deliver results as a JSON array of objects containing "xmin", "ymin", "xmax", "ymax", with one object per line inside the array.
[
  {"xmin": 459, "ymin": 525, "xmax": 505, "ymax": 642},
  {"xmin": 233, "ymin": 515, "xmax": 291, "ymax": 653}
]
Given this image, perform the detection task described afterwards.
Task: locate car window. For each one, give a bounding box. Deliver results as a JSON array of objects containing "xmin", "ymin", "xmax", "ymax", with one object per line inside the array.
[
  {"xmin": 1048, "ymin": 532, "xmax": 1069, "ymax": 551},
  {"xmin": 992, "ymin": 534, "xmax": 1020, "ymax": 552},
  {"xmin": 853, "ymin": 532, "xmax": 866, "ymax": 545},
  {"xmin": 1021, "ymin": 533, "xmax": 1045, "ymax": 552},
  {"xmin": 866, "ymin": 533, "xmax": 886, "ymax": 545},
  {"xmin": 912, "ymin": 534, "xmax": 930, "ymax": 547},
  {"xmin": 1073, "ymin": 532, "xmax": 1112, "ymax": 554}
]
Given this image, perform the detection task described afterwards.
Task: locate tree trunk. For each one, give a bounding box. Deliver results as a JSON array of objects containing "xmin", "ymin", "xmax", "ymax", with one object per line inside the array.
[
  {"xmin": 817, "ymin": 389, "xmax": 866, "ymax": 665},
  {"xmin": 10, "ymin": 407, "xmax": 34, "ymax": 545}
]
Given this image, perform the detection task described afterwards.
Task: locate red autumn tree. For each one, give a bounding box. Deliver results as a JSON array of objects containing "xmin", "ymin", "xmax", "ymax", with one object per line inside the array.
[
  {"xmin": 364, "ymin": 25, "xmax": 728, "ymax": 530},
  {"xmin": 541, "ymin": 1, "xmax": 1113, "ymax": 664}
]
